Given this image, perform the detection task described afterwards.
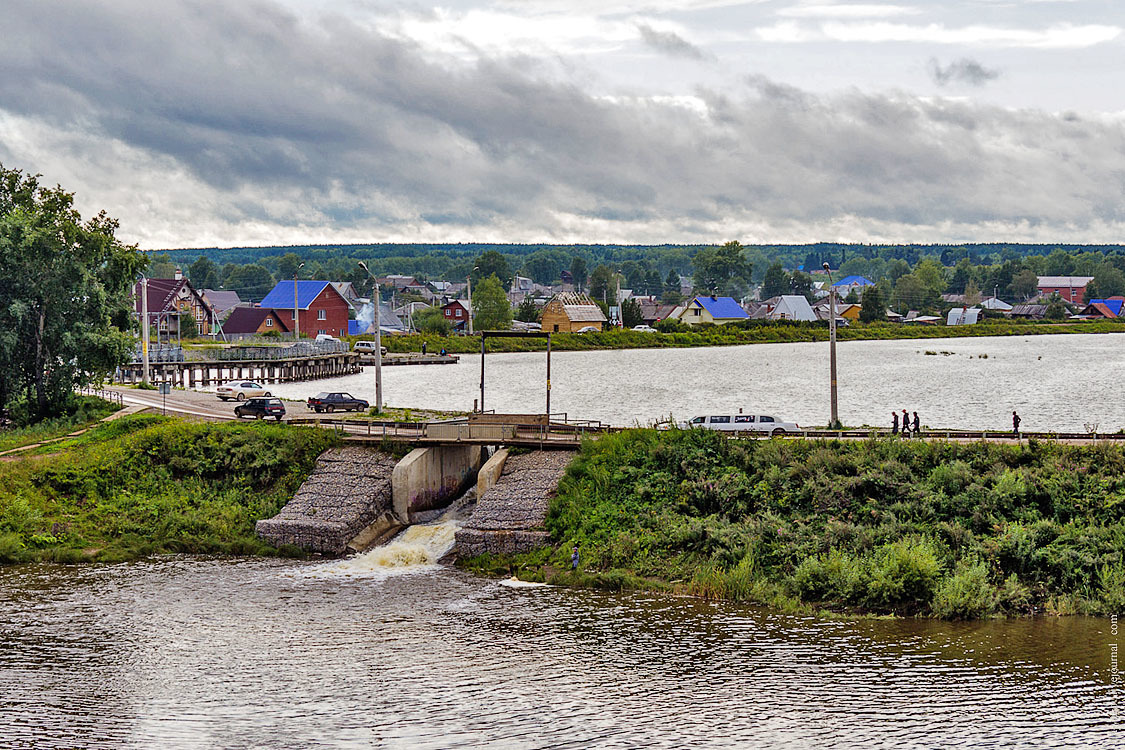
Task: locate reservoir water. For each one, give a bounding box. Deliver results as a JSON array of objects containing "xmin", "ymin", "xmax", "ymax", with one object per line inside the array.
[
  {"xmin": 263, "ymin": 333, "xmax": 1125, "ymax": 432},
  {"xmin": 2, "ymin": 541, "xmax": 1121, "ymax": 749}
]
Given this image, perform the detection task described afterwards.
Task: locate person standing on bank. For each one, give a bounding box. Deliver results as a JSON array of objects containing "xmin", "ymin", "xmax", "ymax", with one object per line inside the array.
[
  {"xmin": 912, "ymin": 411, "xmax": 920, "ymax": 437},
  {"xmin": 892, "ymin": 411, "xmax": 899, "ymax": 435},
  {"xmin": 422, "ymin": 341, "xmax": 427, "ymax": 355},
  {"xmin": 571, "ymin": 545, "xmax": 580, "ymax": 570},
  {"xmin": 1013, "ymin": 410, "xmax": 1021, "ymax": 437}
]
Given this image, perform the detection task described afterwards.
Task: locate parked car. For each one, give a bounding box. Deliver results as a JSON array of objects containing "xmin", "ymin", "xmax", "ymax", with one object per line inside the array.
[
  {"xmin": 315, "ymin": 333, "xmax": 339, "ymax": 342},
  {"xmin": 234, "ymin": 397, "xmax": 286, "ymax": 421},
  {"xmin": 680, "ymin": 413, "xmax": 800, "ymax": 436},
  {"xmin": 217, "ymin": 380, "xmax": 271, "ymax": 401},
  {"xmin": 307, "ymin": 392, "xmax": 369, "ymax": 413},
  {"xmin": 632, "ymin": 324, "xmax": 657, "ymax": 332},
  {"xmin": 575, "ymin": 326, "xmax": 601, "ymax": 333},
  {"xmin": 353, "ymin": 341, "xmax": 388, "ymax": 355}
]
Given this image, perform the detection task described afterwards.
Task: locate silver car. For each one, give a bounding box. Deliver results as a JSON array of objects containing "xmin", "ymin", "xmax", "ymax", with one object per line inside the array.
[
  {"xmin": 681, "ymin": 414, "xmax": 800, "ymax": 436},
  {"xmin": 216, "ymin": 380, "xmax": 272, "ymax": 401}
]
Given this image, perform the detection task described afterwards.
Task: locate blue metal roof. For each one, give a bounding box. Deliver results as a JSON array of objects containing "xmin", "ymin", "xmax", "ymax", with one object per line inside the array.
[
  {"xmin": 1091, "ymin": 299, "xmax": 1124, "ymax": 316},
  {"xmin": 260, "ymin": 280, "xmax": 332, "ymax": 310},
  {"xmin": 693, "ymin": 296, "xmax": 749, "ymax": 319},
  {"xmin": 348, "ymin": 320, "xmax": 371, "ymax": 336},
  {"xmin": 832, "ymin": 275, "xmax": 875, "ymax": 287}
]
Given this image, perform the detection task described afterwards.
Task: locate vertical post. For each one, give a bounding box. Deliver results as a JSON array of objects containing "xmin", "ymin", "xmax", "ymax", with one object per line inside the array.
[
  {"xmin": 466, "ymin": 275, "xmax": 474, "ymax": 335},
  {"xmin": 479, "ymin": 333, "xmax": 485, "ymax": 412},
  {"xmin": 373, "ymin": 296, "xmax": 383, "ymax": 414},
  {"xmin": 825, "ymin": 263, "xmax": 838, "ymax": 428},
  {"xmin": 140, "ymin": 275, "xmax": 150, "ymax": 386},
  {"xmin": 546, "ymin": 333, "xmax": 552, "ymax": 416},
  {"xmin": 293, "ymin": 275, "xmax": 300, "ymax": 341}
]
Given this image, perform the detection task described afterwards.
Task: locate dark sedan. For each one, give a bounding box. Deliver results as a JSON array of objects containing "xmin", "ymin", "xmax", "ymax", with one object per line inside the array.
[
  {"xmin": 307, "ymin": 392, "xmax": 369, "ymax": 413},
  {"xmin": 235, "ymin": 397, "xmax": 286, "ymax": 421}
]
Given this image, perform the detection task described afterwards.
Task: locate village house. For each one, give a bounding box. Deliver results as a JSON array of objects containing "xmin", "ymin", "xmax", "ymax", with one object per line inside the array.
[
  {"xmin": 1077, "ymin": 298, "xmax": 1125, "ymax": 319},
  {"xmin": 670, "ymin": 295, "xmax": 750, "ymax": 326},
  {"xmin": 219, "ymin": 307, "xmax": 291, "ymax": 340},
  {"xmin": 947, "ymin": 307, "xmax": 983, "ymax": 325},
  {"xmin": 1037, "ymin": 275, "xmax": 1094, "ymax": 303},
  {"xmin": 813, "ymin": 298, "xmax": 861, "ymax": 322},
  {"xmin": 767, "ymin": 295, "xmax": 817, "ymax": 322},
  {"xmin": 201, "ymin": 289, "xmax": 244, "ymax": 320},
  {"xmin": 540, "ymin": 293, "xmax": 607, "ymax": 332},
  {"xmin": 134, "ymin": 270, "xmax": 218, "ymax": 339},
  {"xmin": 441, "ymin": 299, "xmax": 471, "ymax": 331},
  {"xmin": 259, "ymin": 280, "xmax": 351, "ymax": 338},
  {"xmin": 832, "ymin": 275, "xmax": 876, "ymax": 298}
]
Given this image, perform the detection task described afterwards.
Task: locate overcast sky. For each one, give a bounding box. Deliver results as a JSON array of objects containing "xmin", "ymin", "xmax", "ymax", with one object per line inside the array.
[{"xmin": 1, "ymin": 0, "xmax": 1123, "ymax": 249}]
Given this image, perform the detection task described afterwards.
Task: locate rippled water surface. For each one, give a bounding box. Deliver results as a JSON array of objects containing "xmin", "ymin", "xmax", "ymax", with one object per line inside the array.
[
  {"xmin": 2, "ymin": 558, "xmax": 1121, "ymax": 748},
  {"xmin": 262, "ymin": 333, "xmax": 1125, "ymax": 431}
]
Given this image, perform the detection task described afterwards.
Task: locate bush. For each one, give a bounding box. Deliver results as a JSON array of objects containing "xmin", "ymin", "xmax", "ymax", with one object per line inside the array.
[
  {"xmin": 865, "ymin": 538, "xmax": 944, "ymax": 611},
  {"xmin": 931, "ymin": 559, "xmax": 998, "ymax": 619}
]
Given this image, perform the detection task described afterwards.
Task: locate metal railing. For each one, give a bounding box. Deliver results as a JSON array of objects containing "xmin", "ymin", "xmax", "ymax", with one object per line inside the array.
[
  {"xmin": 132, "ymin": 339, "xmax": 350, "ymax": 364},
  {"xmin": 286, "ymin": 416, "xmax": 605, "ymax": 443},
  {"xmin": 76, "ymin": 386, "xmax": 124, "ymax": 407}
]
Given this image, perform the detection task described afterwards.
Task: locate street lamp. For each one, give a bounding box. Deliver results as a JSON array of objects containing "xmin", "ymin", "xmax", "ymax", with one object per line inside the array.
[
  {"xmin": 137, "ymin": 273, "xmax": 150, "ymax": 386},
  {"xmin": 357, "ymin": 262, "xmax": 384, "ymax": 414},
  {"xmin": 293, "ymin": 262, "xmax": 305, "ymax": 341},
  {"xmin": 823, "ymin": 262, "xmax": 839, "ymax": 428}
]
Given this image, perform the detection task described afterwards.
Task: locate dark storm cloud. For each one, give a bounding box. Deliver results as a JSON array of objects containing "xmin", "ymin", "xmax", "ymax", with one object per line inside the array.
[
  {"xmin": 1, "ymin": 0, "xmax": 1123, "ymax": 241},
  {"xmin": 928, "ymin": 58, "xmax": 1001, "ymax": 87},
  {"xmin": 636, "ymin": 24, "xmax": 709, "ymax": 60}
]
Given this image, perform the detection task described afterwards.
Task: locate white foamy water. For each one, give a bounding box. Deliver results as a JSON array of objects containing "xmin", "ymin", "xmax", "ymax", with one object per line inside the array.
[{"xmin": 297, "ymin": 521, "xmax": 459, "ymax": 580}]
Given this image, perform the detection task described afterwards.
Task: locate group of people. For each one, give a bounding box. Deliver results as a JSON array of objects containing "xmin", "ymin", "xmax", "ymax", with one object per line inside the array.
[{"xmin": 891, "ymin": 409, "xmax": 921, "ymax": 437}]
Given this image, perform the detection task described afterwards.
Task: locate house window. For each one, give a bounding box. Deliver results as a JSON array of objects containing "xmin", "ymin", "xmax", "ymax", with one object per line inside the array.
[
  {"xmin": 455, "ymin": 309, "xmax": 463, "ymax": 318},
  {"xmin": 692, "ymin": 308, "xmax": 700, "ymax": 316},
  {"xmin": 291, "ymin": 311, "xmax": 296, "ymax": 320},
  {"xmin": 265, "ymin": 318, "xmax": 273, "ymax": 327},
  {"xmin": 318, "ymin": 329, "xmax": 326, "ymax": 335},
  {"xmin": 317, "ymin": 309, "xmax": 326, "ymax": 320}
]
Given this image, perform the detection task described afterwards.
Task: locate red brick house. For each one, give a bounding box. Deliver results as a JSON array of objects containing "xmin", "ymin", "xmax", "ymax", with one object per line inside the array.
[
  {"xmin": 441, "ymin": 299, "xmax": 471, "ymax": 331},
  {"xmin": 259, "ymin": 280, "xmax": 350, "ymax": 338},
  {"xmin": 221, "ymin": 307, "xmax": 292, "ymax": 339},
  {"xmin": 1037, "ymin": 276, "xmax": 1094, "ymax": 303}
]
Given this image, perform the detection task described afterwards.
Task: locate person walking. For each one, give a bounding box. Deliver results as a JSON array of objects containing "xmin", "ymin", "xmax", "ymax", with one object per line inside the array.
[
  {"xmin": 901, "ymin": 409, "xmax": 910, "ymax": 437},
  {"xmin": 1012, "ymin": 410, "xmax": 1021, "ymax": 437},
  {"xmin": 912, "ymin": 411, "xmax": 920, "ymax": 437},
  {"xmin": 892, "ymin": 411, "xmax": 899, "ymax": 435}
]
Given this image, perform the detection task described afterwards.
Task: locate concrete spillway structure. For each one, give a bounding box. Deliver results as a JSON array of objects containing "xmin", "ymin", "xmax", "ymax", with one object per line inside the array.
[
  {"xmin": 256, "ymin": 444, "xmax": 485, "ymax": 555},
  {"xmin": 453, "ymin": 450, "xmax": 575, "ymax": 558}
]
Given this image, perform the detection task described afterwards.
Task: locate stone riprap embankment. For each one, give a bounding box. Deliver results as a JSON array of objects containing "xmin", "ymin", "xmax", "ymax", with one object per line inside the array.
[
  {"xmin": 255, "ymin": 446, "xmax": 397, "ymax": 555},
  {"xmin": 454, "ymin": 450, "xmax": 575, "ymax": 557}
]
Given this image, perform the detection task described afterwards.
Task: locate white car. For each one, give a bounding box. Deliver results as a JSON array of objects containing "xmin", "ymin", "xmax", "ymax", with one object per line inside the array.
[
  {"xmin": 217, "ymin": 380, "xmax": 272, "ymax": 401},
  {"xmin": 680, "ymin": 413, "xmax": 800, "ymax": 436},
  {"xmin": 632, "ymin": 324, "xmax": 657, "ymax": 332},
  {"xmin": 575, "ymin": 326, "xmax": 602, "ymax": 333}
]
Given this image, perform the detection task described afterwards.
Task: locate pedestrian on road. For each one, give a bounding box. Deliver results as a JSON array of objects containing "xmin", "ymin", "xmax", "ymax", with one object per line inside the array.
[
  {"xmin": 422, "ymin": 341, "xmax": 427, "ymax": 355},
  {"xmin": 901, "ymin": 409, "xmax": 910, "ymax": 437},
  {"xmin": 892, "ymin": 411, "xmax": 899, "ymax": 435},
  {"xmin": 1013, "ymin": 410, "xmax": 1021, "ymax": 437},
  {"xmin": 912, "ymin": 411, "xmax": 920, "ymax": 437},
  {"xmin": 571, "ymin": 545, "xmax": 580, "ymax": 570}
]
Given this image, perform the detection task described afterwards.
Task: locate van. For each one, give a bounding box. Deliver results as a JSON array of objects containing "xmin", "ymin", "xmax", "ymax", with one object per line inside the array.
[
  {"xmin": 353, "ymin": 341, "xmax": 387, "ymax": 356},
  {"xmin": 680, "ymin": 413, "xmax": 800, "ymax": 435}
]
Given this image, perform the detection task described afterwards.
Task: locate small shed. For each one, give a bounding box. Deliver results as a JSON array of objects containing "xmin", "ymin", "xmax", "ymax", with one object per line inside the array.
[
  {"xmin": 947, "ymin": 307, "xmax": 983, "ymax": 325},
  {"xmin": 540, "ymin": 293, "xmax": 607, "ymax": 333},
  {"xmin": 768, "ymin": 295, "xmax": 817, "ymax": 322}
]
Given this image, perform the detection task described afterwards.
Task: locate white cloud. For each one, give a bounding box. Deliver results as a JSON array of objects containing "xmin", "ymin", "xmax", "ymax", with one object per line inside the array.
[
  {"xmin": 777, "ymin": 3, "xmax": 921, "ymax": 19},
  {"xmin": 820, "ymin": 21, "xmax": 1121, "ymax": 48}
]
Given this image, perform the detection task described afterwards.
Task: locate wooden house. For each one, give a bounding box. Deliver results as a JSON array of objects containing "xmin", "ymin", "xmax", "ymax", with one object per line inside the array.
[{"xmin": 540, "ymin": 293, "xmax": 606, "ymax": 333}]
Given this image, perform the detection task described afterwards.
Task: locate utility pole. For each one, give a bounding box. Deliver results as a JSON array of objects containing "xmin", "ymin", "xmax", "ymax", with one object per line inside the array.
[
  {"xmin": 466, "ymin": 268, "xmax": 478, "ymax": 335},
  {"xmin": 358, "ymin": 262, "xmax": 383, "ymax": 414},
  {"xmin": 139, "ymin": 274, "xmax": 150, "ymax": 386},
  {"xmin": 293, "ymin": 263, "xmax": 304, "ymax": 341},
  {"xmin": 824, "ymin": 262, "xmax": 838, "ymax": 428}
]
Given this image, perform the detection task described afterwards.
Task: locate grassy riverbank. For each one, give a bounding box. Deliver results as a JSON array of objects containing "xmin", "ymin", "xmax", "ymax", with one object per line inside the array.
[
  {"xmin": 378, "ymin": 319, "xmax": 1125, "ymax": 354},
  {"xmin": 0, "ymin": 395, "xmax": 121, "ymax": 453},
  {"xmin": 465, "ymin": 429, "xmax": 1125, "ymax": 618},
  {"xmin": 0, "ymin": 415, "xmax": 339, "ymax": 564}
]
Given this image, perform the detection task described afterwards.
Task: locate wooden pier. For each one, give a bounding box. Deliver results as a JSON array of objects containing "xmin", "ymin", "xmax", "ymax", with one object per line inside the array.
[
  {"xmin": 359, "ymin": 353, "xmax": 460, "ymax": 366},
  {"xmin": 116, "ymin": 352, "xmax": 361, "ymax": 388}
]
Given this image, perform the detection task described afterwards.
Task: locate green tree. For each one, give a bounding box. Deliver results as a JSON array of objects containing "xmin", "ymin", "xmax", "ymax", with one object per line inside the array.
[
  {"xmin": 472, "ymin": 274, "xmax": 512, "ymax": 330},
  {"xmin": 1045, "ymin": 292, "xmax": 1067, "ymax": 320},
  {"xmin": 692, "ymin": 241, "xmax": 752, "ymax": 297},
  {"xmin": 415, "ymin": 306, "xmax": 452, "ymax": 335},
  {"xmin": 0, "ymin": 164, "xmax": 144, "ymax": 420},
  {"xmin": 278, "ymin": 252, "xmax": 303, "ymax": 279},
  {"xmin": 761, "ymin": 262, "xmax": 788, "ymax": 300},
  {"xmin": 188, "ymin": 255, "xmax": 220, "ymax": 290},
  {"xmin": 1009, "ymin": 268, "xmax": 1039, "ymax": 300},
  {"xmin": 589, "ymin": 265, "xmax": 614, "ymax": 303},
  {"xmin": 621, "ymin": 297, "xmax": 643, "ymax": 328},
  {"xmin": 789, "ymin": 270, "xmax": 815, "ymax": 302},
  {"xmin": 515, "ymin": 297, "xmax": 540, "ymax": 323},
  {"xmin": 178, "ymin": 312, "xmax": 198, "ymax": 339},
  {"xmin": 645, "ymin": 268, "xmax": 663, "ymax": 297},
  {"xmin": 473, "ymin": 250, "xmax": 513, "ymax": 290},
  {"xmin": 225, "ymin": 264, "xmax": 276, "ymax": 301},
  {"xmin": 859, "ymin": 285, "xmax": 884, "ymax": 323},
  {"xmin": 569, "ymin": 256, "xmax": 588, "ymax": 292},
  {"xmin": 146, "ymin": 252, "xmax": 176, "ymax": 279},
  {"xmin": 664, "ymin": 268, "xmax": 680, "ymax": 294}
]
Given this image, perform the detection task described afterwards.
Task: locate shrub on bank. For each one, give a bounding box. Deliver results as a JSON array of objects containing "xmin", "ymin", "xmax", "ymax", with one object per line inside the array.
[
  {"xmin": 469, "ymin": 429, "xmax": 1125, "ymax": 618},
  {"xmin": 0, "ymin": 415, "xmax": 340, "ymax": 564}
]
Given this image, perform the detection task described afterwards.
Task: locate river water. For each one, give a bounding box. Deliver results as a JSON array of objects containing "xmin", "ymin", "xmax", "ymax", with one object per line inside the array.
[
  {"xmin": 262, "ymin": 333, "xmax": 1125, "ymax": 432},
  {"xmin": 2, "ymin": 527, "xmax": 1121, "ymax": 749}
]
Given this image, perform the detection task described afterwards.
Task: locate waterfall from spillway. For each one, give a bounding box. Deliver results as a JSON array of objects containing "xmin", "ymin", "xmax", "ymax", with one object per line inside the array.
[{"xmin": 300, "ymin": 521, "xmax": 459, "ymax": 579}]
